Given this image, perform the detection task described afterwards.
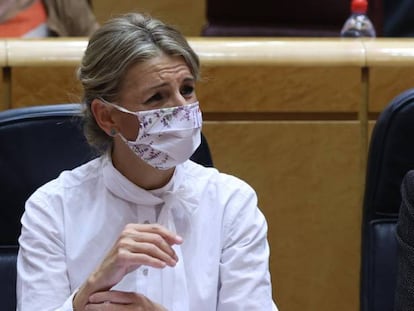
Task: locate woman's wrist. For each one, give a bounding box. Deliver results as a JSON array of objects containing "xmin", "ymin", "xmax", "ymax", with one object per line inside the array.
[
  {"xmin": 73, "ymin": 271, "xmax": 113, "ymax": 310},
  {"xmin": 72, "ymin": 277, "xmax": 97, "ymax": 311}
]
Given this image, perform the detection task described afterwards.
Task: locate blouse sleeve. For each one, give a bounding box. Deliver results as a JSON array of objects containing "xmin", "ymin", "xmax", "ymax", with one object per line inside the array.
[
  {"xmin": 16, "ymin": 187, "xmax": 75, "ymax": 311},
  {"xmin": 395, "ymin": 170, "xmax": 414, "ymax": 311},
  {"xmin": 217, "ymin": 179, "xmax": 278, "ymax": 311}
]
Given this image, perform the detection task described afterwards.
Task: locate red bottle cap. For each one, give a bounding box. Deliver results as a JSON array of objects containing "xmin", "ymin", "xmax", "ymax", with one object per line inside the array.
[{"xmin": 351, "ymin": 0, "xmax": 368, "ymax": 13}]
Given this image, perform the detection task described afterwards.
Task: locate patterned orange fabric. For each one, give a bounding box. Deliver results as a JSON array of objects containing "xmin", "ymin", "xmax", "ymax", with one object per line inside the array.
[{"xmin": 0, "ymin": 0, "xmax": 47, "ymax": 37}]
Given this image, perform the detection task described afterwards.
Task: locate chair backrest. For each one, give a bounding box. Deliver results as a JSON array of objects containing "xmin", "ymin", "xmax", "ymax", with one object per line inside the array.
[
  {"xmin": 0, "ymin": 103, "xmax": 213, "ymax": 311},
  {"xmin": 361, "ymin": 88, "xmax": 414, "ymax": 311},
  {"xmin": 383, "ymin": 0, "xmax": 414, "ymax": 36},
  {"xmin": 202, "ymin": 0, "xmax": 383, "ymax": 37}
]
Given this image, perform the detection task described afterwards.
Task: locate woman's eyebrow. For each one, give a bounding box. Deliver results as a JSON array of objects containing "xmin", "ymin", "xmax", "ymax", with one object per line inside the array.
[
  {"xmin": 146, "ymin": 82, "xmax": 168, "ymax": 90},
  {"xmin": 145, "ymin": 76, "xmax": 195, "ymax": 91},
  {"xmin": 183, "ymin": 77, "xmax": 195, "ymax": 83}
]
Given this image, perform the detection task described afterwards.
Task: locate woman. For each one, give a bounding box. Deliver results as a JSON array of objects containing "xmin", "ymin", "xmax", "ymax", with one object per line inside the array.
[{"xmin": 16, "ymin": 13, "xmax": 278, "ymax": 311}]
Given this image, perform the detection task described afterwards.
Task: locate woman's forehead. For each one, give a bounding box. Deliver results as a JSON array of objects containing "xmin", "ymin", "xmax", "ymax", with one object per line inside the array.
[{"xmin": 122, "ymin": 55, "xmax": 192, "ymax": 89}]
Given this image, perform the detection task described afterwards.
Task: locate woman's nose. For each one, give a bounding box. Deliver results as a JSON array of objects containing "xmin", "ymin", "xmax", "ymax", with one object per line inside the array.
[{"xmin": 170, "ymin": 93, "xmax": 187, "ymax": 107}]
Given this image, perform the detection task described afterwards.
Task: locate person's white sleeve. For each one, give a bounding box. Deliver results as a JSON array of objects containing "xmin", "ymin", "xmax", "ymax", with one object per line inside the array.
[
  {"xmin": 217, "ymin": 181, "xmax": 278, "ymax": 311},
  {"xmin": 55, "ymin": 291, "xmax": 77, "ymax": 311},
  {"xmin": 16, "ymin": 189, "xmax": 75, "ymax": 311}
]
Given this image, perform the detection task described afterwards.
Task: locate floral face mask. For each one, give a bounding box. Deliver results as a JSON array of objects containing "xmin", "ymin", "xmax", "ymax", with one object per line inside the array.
[{"xmin": 101, "ymin": 99, "xmax": 202, "ymax": 170}]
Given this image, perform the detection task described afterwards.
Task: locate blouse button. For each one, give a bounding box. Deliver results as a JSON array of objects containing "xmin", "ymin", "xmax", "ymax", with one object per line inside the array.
[
  {"xmin": 142, "ymin": 268, "xmax": 149, "ymax": 276},
  {"xmin": 144, "ymin": 220, "xmax": 150, "ymax": 224}
]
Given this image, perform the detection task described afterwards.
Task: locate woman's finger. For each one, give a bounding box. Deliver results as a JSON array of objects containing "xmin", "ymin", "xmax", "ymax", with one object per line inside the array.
[
  {"xmin": 127, "ymin": 223, "xmax": 183, "ymax": 245},
  {"xmin": 118, "ymin": 249, "xmax": 176, "ymax": 268},
  {"xmin": 89, "ymin": 290, "xmax": 137, "ymax": 304},
  {"xmin": 121, "ymin": 231, "xmax": 178, "ymax": 262}
]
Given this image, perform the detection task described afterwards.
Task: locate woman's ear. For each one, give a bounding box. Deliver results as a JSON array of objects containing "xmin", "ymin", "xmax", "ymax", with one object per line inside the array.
[{"xmin": 91, "ymin": 98, "xmax": 118, "ymax": 136}]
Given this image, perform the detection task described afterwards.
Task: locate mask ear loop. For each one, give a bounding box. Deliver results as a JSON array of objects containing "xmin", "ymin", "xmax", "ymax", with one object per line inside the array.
[
  {"xmin": 99, "ymin": 98, "xmax": 134, "ymax": 138},
  {"xmin": 99, "ymin": 97, "xmax": 136, "ymax": 115}
]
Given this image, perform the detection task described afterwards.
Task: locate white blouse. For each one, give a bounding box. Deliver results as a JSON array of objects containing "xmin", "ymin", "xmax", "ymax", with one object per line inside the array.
[{"xmin": 17, "ymin": 155, "xmax": 278, "ymax": 311}]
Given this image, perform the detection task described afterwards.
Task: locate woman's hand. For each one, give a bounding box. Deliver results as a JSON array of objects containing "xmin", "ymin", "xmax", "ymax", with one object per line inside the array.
[
  {"xmin": 74, "ymin": 223, "xmax": 182, "ymax": 310},
  {"xmin": 84, "ymin": 290, "xmax": 167, "ymax": 310},
  {"xmin": 92, "ymin": 223, "xmax": 182, "ymax": 289}
]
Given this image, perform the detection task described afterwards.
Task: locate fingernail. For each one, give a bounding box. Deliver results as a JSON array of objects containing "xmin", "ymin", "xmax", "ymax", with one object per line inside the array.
[{"xmin": 176, "ymin": 235, "xmax": 183, "ymax": 243}]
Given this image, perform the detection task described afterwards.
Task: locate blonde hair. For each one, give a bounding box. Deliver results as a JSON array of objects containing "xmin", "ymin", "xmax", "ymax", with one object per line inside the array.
[{"xmin": 77, "ymin": 12, "xmax": 200, "ymax": 153}]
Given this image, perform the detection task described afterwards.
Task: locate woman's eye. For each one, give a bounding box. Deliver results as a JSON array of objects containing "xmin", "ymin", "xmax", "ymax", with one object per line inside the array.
[
  {"xmin": 147, "ymin": 93, "xmax": 163, "ymax": 103},
  {"xmin": 181, "ymin": 85, "xmax": 194, "ymax": 96}
]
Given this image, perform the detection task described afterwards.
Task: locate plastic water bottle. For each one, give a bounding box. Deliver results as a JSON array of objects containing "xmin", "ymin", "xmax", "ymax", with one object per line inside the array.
[{"xmin": 340, "ymin": 0, "xmax": 376, "ymax": 37}]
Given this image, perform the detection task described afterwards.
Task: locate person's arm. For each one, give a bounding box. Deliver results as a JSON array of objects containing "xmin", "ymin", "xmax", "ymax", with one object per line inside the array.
[
  {"xmin": 17, "ymin": 189, "xmax": 75, "ymax": 311},
  {"xmin": 395, "ymin": 171, "xmax": 414, "ymax": 310},
  {"xmin": 18, "ymin": 187, "xmax": 181, "ymax": 311},
  {"xmin": 218, "ymin": 180, "xmax": 278, "ymax": 311},
  {"xmin": 72, "ymin": 223, "xmax": 181, "ymax": 310}
]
